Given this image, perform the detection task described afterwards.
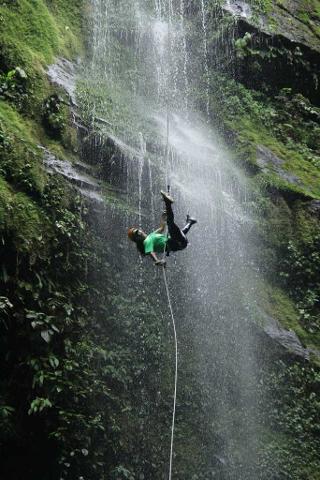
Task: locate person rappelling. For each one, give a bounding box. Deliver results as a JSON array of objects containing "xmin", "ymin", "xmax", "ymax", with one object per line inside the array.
[{"xmin": 128, "ymin": 190, "xmax": 197, "ymax": 266}]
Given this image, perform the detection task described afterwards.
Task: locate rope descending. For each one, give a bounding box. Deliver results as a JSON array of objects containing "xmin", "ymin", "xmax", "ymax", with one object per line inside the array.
[
  {"xmin": 162, "ymin": 265, "xmax": 178, "ymax": 480},
  {"xmin": 164, "ymin": 6, "xmax": 177, "ymax": 478}
]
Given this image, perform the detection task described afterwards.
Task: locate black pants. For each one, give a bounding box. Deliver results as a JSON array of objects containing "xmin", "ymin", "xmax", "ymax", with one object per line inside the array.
[{"xmin": 166, "ymin": 203, "xmax": 188, "ymax": 252}]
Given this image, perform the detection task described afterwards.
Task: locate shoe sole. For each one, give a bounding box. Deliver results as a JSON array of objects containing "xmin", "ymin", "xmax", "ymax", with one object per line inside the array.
[{"xmin": 161, "ymin": 190, "xmax": 174, "ymax": 203}]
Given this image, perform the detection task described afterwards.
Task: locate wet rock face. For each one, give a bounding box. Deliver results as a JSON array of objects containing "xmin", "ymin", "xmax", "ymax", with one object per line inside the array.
[
  {"xmin": 263, "ymin": 320, "xmax": 310, "ymax": 361},
  {"xmin": 268, "ymin": 0, "xmax": 320, "ymax": 52},
  {"xmin": 224, "ymin": 0, "xmax": 252, "ymax": 20},
  {"xmin": 47, "ymin": 58, "xmax": 77, "ymax": 105},
  {"xmin": 254, "ymin": 314, "xmax": 320, "ymax": 362},
  {"xmin": 222, "ymin": 1, "xmax": 320, "ymax": 105},
  {"xmin": 256, "ymin": 145, "xmax": 302, "ymax": 186},
  {"xmin": 224, "ymin": 0, "xmax": 320, "ymax": 52},
  {"xmin": 41, "ymin": 148, "xmax": 104, "ymax": 206},
  {"xmin": 308, "ymin": 200, "xmax": 320, "ymax": 217}
]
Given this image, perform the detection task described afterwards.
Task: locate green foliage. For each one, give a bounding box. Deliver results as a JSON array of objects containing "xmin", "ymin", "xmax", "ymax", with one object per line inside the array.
[
  {"xmin": 0, "ymin": 0, "xmax": 83, "ymax": 67},
  {"xmin": 0, "ymin": 139, "xmax": 175, "ymax": 479},
  {"xmin": 28, "ymin": 310, "xmax": 60, "ymax": 343},
  {"xmin": 1, "ymin": 1, "xmax": 319, "ymax": 479},
  {"xmin": 0, "ymin": 168, "xmax": 108, "ymax": 478},
  {"xmin": 259, "ymin": 360, "xmax": 320, "ymax": 478},
  {"xmin": 28, "ymin": 397, "xmax": 53, "ymax": 415},
  {"xmin": 0, "ymin": 102, "xmax": 46, "ymax": 195},
  {"xmin": 42, "ymin": 94, "xmax": 68, "ymax": 139},
  {"xmin": 0, "ymin": 0, "xmax": 84, "ymax": 120},
  {"xmin": 251, "ymin": 0, "xmax": 273, "ymax": 14},
  {"xmin": 279, "ymin": 235, "xmax": 320, "ymax": 340},
  {"xmin": 76, "ymin": 79, "xmax": 157, "ymax": 148},
  {"xmin": 206, "ymin": 36, "xmax": 320, "ymax": 479},
  {"xmin": 235, "ymin": 32, "xmax": 253, "ymax": 59},
  {"xmin": 208, "ymin": 74, "xmax": 320, "ymax": 197},
  {"xmin": 0, "ymin": 0, "xmax": 59, "ymax": 66},
  {"xmin": 0, "ymin": 177, "xmax": 46, "ymax": 252},
  {"xmin": 0, "ymin": 67, "xmax": 28, "ymax": 110}
]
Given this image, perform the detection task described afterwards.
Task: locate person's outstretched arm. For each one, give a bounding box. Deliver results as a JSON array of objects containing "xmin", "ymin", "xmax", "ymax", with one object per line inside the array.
[{"xmin": 149, "ymin": 252, "xmax": 166, "ymax": 267}]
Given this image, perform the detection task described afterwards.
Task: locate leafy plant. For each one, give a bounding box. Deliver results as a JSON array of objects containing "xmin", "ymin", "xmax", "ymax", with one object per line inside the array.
[
  {"xmin": 28, "ymin": 397, "xmax": 53, "ymax": 415},
  {"xmin": 0, "ymin": 67, "xmax": 28, "ymax": 110},
  {"xmin": 280, "ymin": 236, "xmax": 320, "ymax": 334}
]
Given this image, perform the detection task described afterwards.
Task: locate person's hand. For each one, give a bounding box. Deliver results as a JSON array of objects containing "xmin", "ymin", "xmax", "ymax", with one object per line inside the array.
[
  {"xmin": 161, "ymin": 211, "xmax": 167, "ymax": 221},
  {"xmin": 155, "ymin": 259, "xmax": 166, "ymax": 267}
]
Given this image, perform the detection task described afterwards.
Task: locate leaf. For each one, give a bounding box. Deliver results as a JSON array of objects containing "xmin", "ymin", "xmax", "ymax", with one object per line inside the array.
[
  {"xmin": 0, "ymin": 405, "xmax": 15, "ymax": 418},
  {"xmin": 35, "ymin": 272, "xmax": 43, "ymax": 289},
  {"xmin": 31, "ymin": 320, "xmax": 43, "ymax": 329},
  {"xmin": 49, "ymin": 356, "xmax": 59, "ymax": 369},
  {"xmin": 51, "ymin": 324, "xmax": 60, "ymax": 333},
  {"xmin": 41, "ymin": 330, "xmax": 51, "ymax": 343},
  {"xmin": 28, "ymin": 397, "xmax": 52, "ymax": 415}
]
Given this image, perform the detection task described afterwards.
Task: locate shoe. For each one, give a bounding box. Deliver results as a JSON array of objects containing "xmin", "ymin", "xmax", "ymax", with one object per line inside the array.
[
  {"xmin": 186, "ymin": 214, "xmax": 197, "ymax": 225},
  {"xmin": 161, "ymin": 190, "xmax": 174, "ymax": 204}
]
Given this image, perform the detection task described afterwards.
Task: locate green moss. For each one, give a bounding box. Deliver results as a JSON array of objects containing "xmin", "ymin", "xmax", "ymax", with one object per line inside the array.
[
  {"xmin": 256, "ymin": 277, "xmax": 320, "ymax": 349},
  {"xmin": 76, "ymin": 79, "xmax": 153, "ymax": 147},
  {"xmin": 209, "ymin": 75, "xmax": 320, "ymax": 198},
  {"xmin": 293, "ymin": 201, "xmax": 320, "ymax": 242},
  {"xmin": 257, "ymin": 280, "xmax": 301, "ymax": 332},
  {"xmin": 0, "ymin": 98, "xmax": 79, "ymax": 195},
  {"xmin": 0, "ymin": 176, "xmax": 46, "ymax": 252},
  {"xmin": 228, "ymin": 116, "xmax": 320, "ymax": 197},
  {"xmin": 0, "ymin": 1, "xmax": 58, "ymax": 68},
  {"xmin": 0, "ymin": 0, "xmax": 83, "ymax": 69},
  {"xmin": 0, "ymin": 1, "xmax": 84, "ymax": 120},
  {"xmin": 0, "ymin": 101, "xmax": 47, "ymax": 194},
  {"xmin": 44, "ymin": 139, "xmax": 77, "ymax": 163},
  {"xmin": 251, "ymin": 0, "xmax": 273, "ymax": 14},
  {"xmin": 249, "ymin": 187, "xmax": 320, "ymax": 349},
  {"xmin": 0, "ymin": 100, "xmax": 35, "ymax": 142},
  {"xmin": 46, "ymin": 0, "xmax": 84, "ymax": 57}
]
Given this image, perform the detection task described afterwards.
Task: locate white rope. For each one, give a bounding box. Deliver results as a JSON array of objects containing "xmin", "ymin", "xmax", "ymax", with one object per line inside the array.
[
  {"xmin": 163, "ymin": 3, "xmax": 177, "ymax": 478},
  {"xmin": 162, "ymin": 134, "xmax": 177, "ymax": 480},
  {"xmin": 162, "ymin": 112, "xmax": 177, "ymax": 480},
  {"xmin": 162, "ymin": 266, "xmax": 178, "ymax": 480}
]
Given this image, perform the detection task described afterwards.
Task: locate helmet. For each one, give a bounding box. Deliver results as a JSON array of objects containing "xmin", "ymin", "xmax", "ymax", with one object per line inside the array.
[{"xmin": 128, "ymin": 227, "xmax": 138, "ymax": 241}]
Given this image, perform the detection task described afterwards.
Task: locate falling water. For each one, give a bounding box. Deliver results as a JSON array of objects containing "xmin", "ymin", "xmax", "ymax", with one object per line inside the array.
[
  {"xmin": 200, "ymin": 0, "xmax": 210, "ymax": 119},
  {"xmin": 82, "ymin": 0, "xmax": 264, "ymax": 478}
]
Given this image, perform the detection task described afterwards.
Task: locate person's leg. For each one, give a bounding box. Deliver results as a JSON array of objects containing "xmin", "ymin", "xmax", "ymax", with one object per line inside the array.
[
  {"xmin": 165, "ymin": 201, "xmax": 175, "ymax": 226},
  {"xmin": 182, "ymin": 215, "xmax": 197, "ymax": 235},
  {"xmin": 166, "ymin": 206, "xmax": 188, "ymax": 250},
  {"xmin": 161, "ymin": 191, "xmax": 187, "ymax": 251}
]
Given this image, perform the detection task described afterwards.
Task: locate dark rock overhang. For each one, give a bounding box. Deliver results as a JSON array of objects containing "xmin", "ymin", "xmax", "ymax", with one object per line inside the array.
[{"xmin": 221, "ymin": 1, "xmax": 320, "ymax": 105}]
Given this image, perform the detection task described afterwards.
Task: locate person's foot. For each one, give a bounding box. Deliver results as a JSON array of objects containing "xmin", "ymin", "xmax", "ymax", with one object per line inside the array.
[
  {"xmin": 161, "ymin": 190, "xmax": 174, "ymax": 204},
  {"xmin": 186, "ymin": 214, "xmax": 197, "ymax": 225}
]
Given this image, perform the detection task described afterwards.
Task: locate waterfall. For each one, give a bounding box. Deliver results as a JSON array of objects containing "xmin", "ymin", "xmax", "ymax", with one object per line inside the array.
[
  {"xmin": 200, "ymin": 0, "xmax": 210, "ymax": 119},
  {"xmin": 82, "ymin": 0, "xmax": 263, "ymax": 477}
]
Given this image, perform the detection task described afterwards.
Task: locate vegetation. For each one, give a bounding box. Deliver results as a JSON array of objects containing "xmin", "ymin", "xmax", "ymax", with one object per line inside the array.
[
  {"xmin": 258, "ymin": 360, "xmax": 320, "ymax": 479},
  {"xmin": 0, "ymin": 4, "xmax": 190, "ymax": 479},
  {"xmin": 202, "ymin": 5, "xmax": 320, "ymax": 476},
  {"xmin": 204, "ymin": 61, "xmax": 320, "ymax": 351},
  {"xmin": 1, "ymin": 0, "xmax": 320, "ymax": 479},
  {"xmin": 207, "ymin": 75, "xmax": 320, "ymax": 196}
]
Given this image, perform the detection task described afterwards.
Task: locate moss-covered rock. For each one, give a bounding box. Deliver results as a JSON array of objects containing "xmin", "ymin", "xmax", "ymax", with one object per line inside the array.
[{"xmin": 223, "ymin": 0, "xmax": 320, "ymax": 105}]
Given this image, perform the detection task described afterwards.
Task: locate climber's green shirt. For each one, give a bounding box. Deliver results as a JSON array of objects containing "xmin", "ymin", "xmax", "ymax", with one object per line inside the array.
[{"xmin": 143, "ymin": 231, "xmax": 168, "ymax": 254}]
